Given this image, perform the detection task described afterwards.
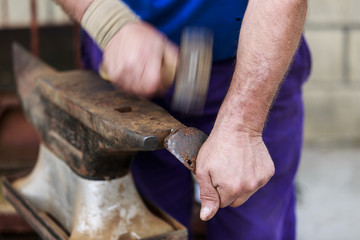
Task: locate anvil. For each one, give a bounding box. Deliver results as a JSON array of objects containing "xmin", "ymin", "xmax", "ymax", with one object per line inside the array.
[{"xmin": 1, "ymin": 44, "xmax": 207, "ymax": 240}]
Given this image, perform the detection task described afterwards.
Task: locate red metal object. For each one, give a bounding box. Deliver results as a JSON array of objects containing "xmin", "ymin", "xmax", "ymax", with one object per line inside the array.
[
  {"xmin": 0, "ymin": 93, "xmax": 39, "ymax": 169},
  {"xmin": 0, "ymin": 212, "xmax": 34, "ymax": 234},
  {"xmin": 73, "ymin": 23, "xmax": 82, "ymax": 69},
  {"xmin": 30, "ymin": 0, "xmax": 39, "ymax": 56},
  {"xmin": 165, "ymin": 127, "xmax": 207, "ymax": 173}
]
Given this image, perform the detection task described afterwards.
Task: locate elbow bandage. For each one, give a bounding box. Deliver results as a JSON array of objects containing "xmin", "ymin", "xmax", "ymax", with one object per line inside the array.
[{"xmin": 81, "ymin": 0, "xmax": 139, "ymax": 50}]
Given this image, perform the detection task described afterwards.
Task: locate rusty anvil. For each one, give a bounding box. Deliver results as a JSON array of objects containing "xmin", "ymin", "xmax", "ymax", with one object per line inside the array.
[{"xmin": 1, "ymin": 44, "xmax": 207, "ymax": 240}]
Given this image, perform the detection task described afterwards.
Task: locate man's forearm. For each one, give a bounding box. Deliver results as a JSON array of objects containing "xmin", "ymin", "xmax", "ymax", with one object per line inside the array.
[
  {"xmin": 216, "ymin": 0, "xmax": 307, "ymax": 133},
  {"xmin": 55, "ymin": 0, "xmax": 93, "ymax": 22}
]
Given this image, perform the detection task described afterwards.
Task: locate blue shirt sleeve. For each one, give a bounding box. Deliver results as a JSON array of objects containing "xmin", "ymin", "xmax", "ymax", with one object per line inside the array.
[{"xmin": 124, "ymin": 0, "xmax": 248, "ymax": 61}]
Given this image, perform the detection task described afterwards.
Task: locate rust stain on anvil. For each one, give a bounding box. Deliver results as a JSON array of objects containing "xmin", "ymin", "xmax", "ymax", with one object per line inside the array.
[
  {"xmin": 36, "ymin": 71, "xmax": 186, "ymax": 151},
  {"xmin": 13, "ymin": 44, "xmax": 192, "ymax": 180},
  {"xmin": 164, "ymin": 127, "xmax": 207, "ymax": 173}
]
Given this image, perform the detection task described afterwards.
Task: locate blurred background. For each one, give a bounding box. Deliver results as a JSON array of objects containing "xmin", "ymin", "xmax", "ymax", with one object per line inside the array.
[
  {"xmin": 298, "ymin": 1, "xmax": 360, "ymax": 239},
  {"xmin": 0, "ymin": 0, "xmax": 359, "ymax": 239}
]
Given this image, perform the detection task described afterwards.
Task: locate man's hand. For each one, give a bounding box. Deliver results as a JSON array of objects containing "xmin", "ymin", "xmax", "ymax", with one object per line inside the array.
[
  {"xmin": 195, "ymin": 0, "xmax": 307, "ymax": 221},
  {"xmin": 102, "ymin": 21, "xmax": 178, "ymax": 98},
  {"xmin": 196, "ymin": 126, "xmax": 274, "ymax": 221},
  {"xmin": 54, "ymin": 0, "xmax": 178, "ymax": 98}
]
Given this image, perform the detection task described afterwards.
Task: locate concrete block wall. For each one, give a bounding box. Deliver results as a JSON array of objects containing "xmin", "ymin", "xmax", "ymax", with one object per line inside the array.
[
  {"xmin": 0, "ymin": 0, "xmax": 70, "ymax": 28},
  {"xmin": 303, "ymin": 1, "xmax": 360, "ymax": 145}
]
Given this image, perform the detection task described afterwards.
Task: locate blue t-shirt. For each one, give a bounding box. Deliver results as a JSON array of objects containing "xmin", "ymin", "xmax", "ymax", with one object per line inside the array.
[{"xmin": 123, "ymin": 0, "xmax": 248, "ymax": 61}]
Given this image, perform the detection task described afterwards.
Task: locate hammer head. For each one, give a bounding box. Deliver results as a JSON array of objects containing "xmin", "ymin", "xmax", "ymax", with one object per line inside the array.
[{"xmin": 171, "ymin": 27, "xmax": 213, "ymax": 115}]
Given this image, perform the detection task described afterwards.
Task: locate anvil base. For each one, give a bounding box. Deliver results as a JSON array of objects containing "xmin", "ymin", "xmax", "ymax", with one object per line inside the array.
[{"xmin": 1, "ymin": 145, "xmax": 187, "ymax": 240}]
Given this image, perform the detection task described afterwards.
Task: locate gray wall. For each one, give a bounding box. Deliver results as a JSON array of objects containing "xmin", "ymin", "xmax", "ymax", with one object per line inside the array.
[
  {"xmin": 304, "ymin": 1, "xmax": 360, "ymax": 145},
  {"xmin": 0, "ymin": 0, "xmax": 70, "ymax": 28}
]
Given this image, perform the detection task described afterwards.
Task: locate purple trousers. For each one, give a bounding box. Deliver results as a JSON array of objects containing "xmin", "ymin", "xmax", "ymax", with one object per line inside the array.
[{"xmin": 81, "ymin": 33, "xmax": 312, "ymax": 240}]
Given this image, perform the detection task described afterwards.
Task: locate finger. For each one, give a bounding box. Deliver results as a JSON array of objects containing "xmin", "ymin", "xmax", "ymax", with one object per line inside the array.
[
  {"xmin": 140, "ymin": 42, "xmax": 164, "ymax": 98},
  {"xmin": 229, "ymin": 195, "xmax": 251, "ymax": 208},
  {"xmin": 116, "ymin": 51, "xmax": 146, "ymax": 94},
  {"xmin": 215, "ymin": 185, "xmax": 240, "ymax": 208},
  {"xmin": 99, "ymin": 63, "xmax": 111, "ymax": 81},
  {"xmin": 197, "ymin": 172, "xmax": 220, "ymax": 221},
  {"xmin": 161, "ymin": 40, "xmax": 178, "ymax": 90},
  {"xmin": 102, "ymin": 36, "xmax": 145, "ymax": 93}
]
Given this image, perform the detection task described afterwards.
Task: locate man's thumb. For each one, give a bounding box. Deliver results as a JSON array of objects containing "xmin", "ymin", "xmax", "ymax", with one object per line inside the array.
[{"xmin": 198, "ymin": 175, "xmax": 220, "ymax": 221}]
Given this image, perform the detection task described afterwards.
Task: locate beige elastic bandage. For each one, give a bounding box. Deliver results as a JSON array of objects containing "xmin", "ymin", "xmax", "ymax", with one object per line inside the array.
[{"xmin": 81, "ymin": 0, "xmax": 139, "ymax": 50}]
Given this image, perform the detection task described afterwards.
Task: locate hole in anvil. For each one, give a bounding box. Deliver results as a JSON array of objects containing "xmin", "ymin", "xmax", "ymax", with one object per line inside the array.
[{"xmin": 115, "ymin": 106, "xmax": 132, "ymax": 113}]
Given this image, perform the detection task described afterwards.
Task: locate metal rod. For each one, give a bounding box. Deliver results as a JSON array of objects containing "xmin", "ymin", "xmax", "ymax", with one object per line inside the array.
[
  {"xmin": 30, "ymin": 0, "xmax": 39, "ymax": 56},
  {"xmin": 73, "ymin": 23, "xmax": 82, "ymax": 69}
]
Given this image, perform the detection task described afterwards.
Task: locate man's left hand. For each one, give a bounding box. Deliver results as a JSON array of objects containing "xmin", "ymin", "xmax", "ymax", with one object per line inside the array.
[{"xmin": 196, "ymin": 127, "xmax": 275, "ymax": 221}]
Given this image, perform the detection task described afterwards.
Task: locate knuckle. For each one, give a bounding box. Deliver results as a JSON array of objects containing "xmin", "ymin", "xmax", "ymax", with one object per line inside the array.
[
  {"xmin": 121, "ymin": 59, "xmax": 133, "ymax": 72},
  {"xmin": 238, "ymin": 184, "xmax": 253, "ymax": 195},
  {"xmin": 225, "ymin": 182, "xmax": 241, "ymax": 197},
  {"xmin": 143, "ymin": 73, "xmax": 161, "ymax": 95},
  {"xmin": 239, "ymin": 179, "xmax": 259, "ymax": 195},
  {"xmin": 123, "ymin": 60, "xmax": 140, "ymax": 77},
  {"xmin": 259, "ymin": 165, "xmax": 275, "ymax": 187},
  {"xmin": 141, "ymin": 85, "xmax": 156, "ymax": 97},
  {"xmin": 258, "ymin": 177, "xmax": 268, "ymax": 188},
  {"xmin": 195, "ymin": 169, "xmax": 208, "ymax": 182}
]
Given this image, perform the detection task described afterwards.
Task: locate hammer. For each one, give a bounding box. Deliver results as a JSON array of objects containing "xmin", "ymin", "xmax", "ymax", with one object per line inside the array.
[
  {"xmin": 101, "ymin": 27, "xmax": 213, "ymax": 115},
  {"xmin": 170, "ymin": 27, "xmax": 213, "ymax": 115}
]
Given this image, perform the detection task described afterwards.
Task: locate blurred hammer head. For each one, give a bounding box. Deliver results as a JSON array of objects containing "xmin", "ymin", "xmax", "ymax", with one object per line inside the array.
[{"xmin": 171, "ymin": 27, "xmax": 213, "ymax": 115}]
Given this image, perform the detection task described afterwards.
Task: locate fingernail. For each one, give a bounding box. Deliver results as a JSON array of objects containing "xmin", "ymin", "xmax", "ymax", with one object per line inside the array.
[{"xmin": 200, "ymin": 206, "xmax": 211, "ymax": 220}]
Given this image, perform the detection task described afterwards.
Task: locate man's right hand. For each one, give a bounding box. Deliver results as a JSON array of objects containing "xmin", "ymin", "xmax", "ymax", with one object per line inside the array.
[{"xmin": 101, "ymin": 21, "xmax": 179, "ymax": 98}]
